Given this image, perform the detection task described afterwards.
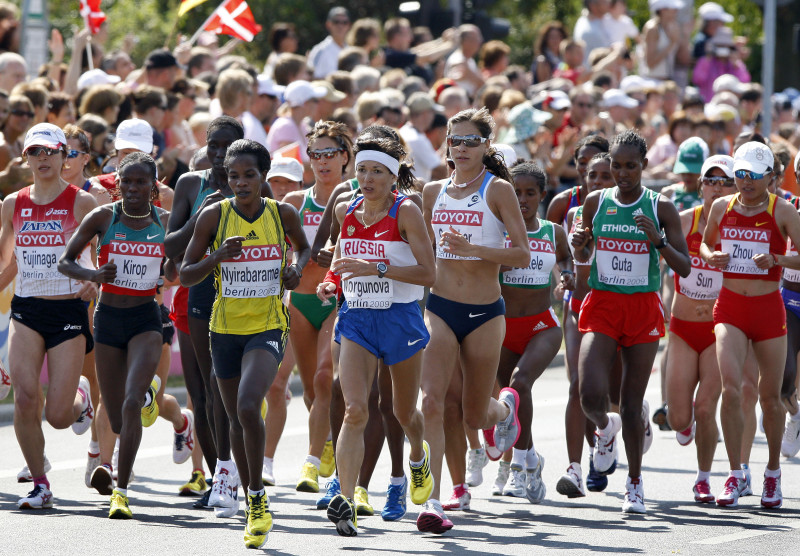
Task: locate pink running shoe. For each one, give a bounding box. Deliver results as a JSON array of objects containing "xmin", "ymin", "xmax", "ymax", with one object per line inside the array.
[
  {"xmin": 693, "ymin": 479, "xmax": 714, "ymax": 503},
  {"xmin": 442, "ymin": 484, "xmax": 470, "ymax": 511},
  {"xmin": 482, "ymin": 429, "xmax": 502, "ymax": 461},
  {"xmin": 416, "ymin": 499, "xmax": 453, "ymax": 534}
]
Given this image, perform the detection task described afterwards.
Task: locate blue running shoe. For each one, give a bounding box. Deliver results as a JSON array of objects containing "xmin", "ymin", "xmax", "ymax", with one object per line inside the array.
[
  {"xmin": 381, "ymin": 477, "xmax": 407, "ymax": 521},
  {"xmin": 316, "ymin": 476, "xmax": 341, "ymax": 510},
  {"xmin": 586, "ymin": 455, "xmax": 608, "ymax": 492}
]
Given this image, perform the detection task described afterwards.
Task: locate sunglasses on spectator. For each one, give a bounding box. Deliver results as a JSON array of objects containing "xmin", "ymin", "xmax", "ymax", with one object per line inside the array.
[
  {"xmin": 734, "ymin": 169, "xmax": 771, "ymax": 180},
  {"xmin": 574, "ymin": 102, "xmax": 594, "ymax": 109},
  {"xmin": 331, "ymin": 19, "xmax": 350, "ymax": 25},
  {"xmin": 26, "ymin": 146, "xmax": 61, "ymax": 157},
  {"xmin": 11, "ymin": 109, "xmax": 34, "ymax": 118},
  {"xmin": 307, "ymin": 148, "xmax": 344, "ymax": 160},
  {"xmin": 446, "ymin": 135, "xmax": 488, "ymax": 148},
  {"xmin": 702, "ymin": 176, "xmax": 735, "ymax": 188},
  {"xmin": 67, "ymin": 149, "xmax": 88, "ymax": 159}
]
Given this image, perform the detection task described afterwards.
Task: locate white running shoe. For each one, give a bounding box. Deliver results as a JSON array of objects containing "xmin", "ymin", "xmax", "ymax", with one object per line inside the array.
[
  {"xmin": 781, "ymin": 414, "xmax": 800, "ymax": 457},
  {"xmin": 173, "ymin": 409, "xmax": 194, "ymax": 464},
  {"xmin": 761, "ymin": 473, "xmax": 783, "ymax": 508},
  {"xmin": 641, "ymin": 400, "xmax": 653, "ymax": 454},
  {"xmin": 441, "ymin": 484, "xmax": 470, "ymax": 511},
  {"xmin": 676, "ymin": 422, "xmax": 696, "ymax": 446},
  {"xmin": 17, "ymin": 456, "xmax": 52, "ymax": 483},
  {"xmin": 740, "ymin": 465, "xmax": 753, "ymax": 496},
  {"xmin": 111, "ymin": 445, "xmax": 134, "ymax": 484},
  {"xmin": 716, "ymin": 475, "xmax": 740, "ymax": 507},
  {"xmin": 494, "ymin": 388, "xmax": 521, "ymax": 453},
  {"xmin": 492, "ymin": 461, "xmax": 510, "ymax": 496},
  {"xmin": 622, "ymin": 475, "xmax": 646, "ymax": 513},
  {"xmin": 0, "ymin": 359, "xmax": 10, "ymax": 400},
  {"xmin": 556, "ymin": 463, "xmax": 586, "ymax": 498},
  {"xmin": 503, "ymin": 465, "xmax": 526, "ymax": 497},
  {"xmin": 525, "ymin": 452, "xmax": 546, "ymax": 504},
  {"xmin": 17, "ymin": 484, "xmax": 53, "ymax": 509},
  {"xmin": 212, "ymin": 470, "xmax": 240, "ymax": 517},
  {"xmin": 72, "ymin": 376, "xmax": 94, "ymax": 435},
  {"xmin": 85, "ymin": 452, "xmax": 101, "ymax": 488},
  {"xmin": 262, "ymin": 459, "xmax": 275, "ymax": 487},
  {"xmin": 594, "ymin": 413, "xmax": 622, "ymax": 474},
  {"xmin": 466, "ymin": 448, "xmax": 488, "ymax": 487}
]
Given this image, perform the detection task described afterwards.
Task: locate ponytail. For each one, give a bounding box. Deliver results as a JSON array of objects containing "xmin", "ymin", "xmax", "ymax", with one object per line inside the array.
[
  {"xmin": 396, "ymin": 161, "xmax": 416, "ymax": 194},
  {"xmin": 483, "ymin": 147, "xmax": 513, "ymax": 184}
]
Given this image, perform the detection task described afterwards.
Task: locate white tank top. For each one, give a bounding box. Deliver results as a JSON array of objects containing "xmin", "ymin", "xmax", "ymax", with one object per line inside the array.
[{"xmin": 431, "ymin": 172, "xmax": 506, "ymax": 261}]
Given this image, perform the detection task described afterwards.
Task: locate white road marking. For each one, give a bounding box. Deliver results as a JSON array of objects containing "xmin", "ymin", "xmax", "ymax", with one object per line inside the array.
[{"xmin": 692, "ymin": 521, "xmax": 800, "ymax": 545}]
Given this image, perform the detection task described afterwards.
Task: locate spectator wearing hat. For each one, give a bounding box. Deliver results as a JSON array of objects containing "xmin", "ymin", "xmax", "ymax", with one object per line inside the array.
[
  {"xmin": 266, "ymin": 156, "xmax": 303, "ymax": 201},
  {"xmin": 145, "ymin": 49, "xmax": 180, "ymax": 90},
  {"xmin": 602, "ymin": 88, "xmax": 639, "ymax": 134},
  {"xmin": 498, "ymin": 100, "xmax": 553, "ymax": 163},
  {"xmin": 573, "ymin": 0, "xmax": 613, "ymax": 66},
  {"xmin": 399, "ymin": 92, "xmax": 444, "ymax": 182},
  {"xmin": 693, "ymin": 27, "xmax": 750, "ymax": 103},
  {"xmin": 639, "ymin": 0, "xmax": 689, "ymax": 82},
  {"xmin": 251, "ymin": 75, "xmax": 284, "ymax": 135},
  {"xmin": 76, "ymin": 68, "xmax": 121, "ymax": 92},
  {"xmin": 692, "ymin": 2, "xmax": 734, "ymax": 60},
  {"xmin": 661, "ymin": 136, "xmax": 711, "ymax": 211},
  {"xmin": 308, "ymin": 7, "xmax": 351, "ymax": 80},
  {"xmin": 266, "ymin": 80, "xmax": 327, "ymax": 163},
  {"xmin": 311, "ymin": 80, "xmax": 346, "ymax": 122}
]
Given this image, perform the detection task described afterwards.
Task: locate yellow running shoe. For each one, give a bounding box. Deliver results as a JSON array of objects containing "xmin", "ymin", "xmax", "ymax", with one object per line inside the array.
[
  {"xmin": 109, "ymin": 489, "xmax": 132, "ymax": 519},
  {"xmin": 244, "ymin": 530, "xmax": 268, "ymax": 550},
  {"xmin": 354, "ymin": 486, "xmax": 374, "ymax": 516},
  {"xmin": 141, "ymin": 376, "xmax": 161, "ymax": 427},
  {"xmin": 409, "ymin": 441, "xmax": 434, "ymax": 505},
  {"xmin": 179, "ymin": 470, "xmax": 207, "ymax": 496},
  {"xmin": 319, "ymin": 440, "xmax": 335, "ymax": 478},
  {"xmin": 246, "ymin": 490, "xmax": 273, "ymax": 536},
  {"xmin": 295, "ymin": 462, "xmax": 319, "ymax": 493},
  {"xmin": 261, "ymin": 399, "xmax": 267, "ymax": 420}
]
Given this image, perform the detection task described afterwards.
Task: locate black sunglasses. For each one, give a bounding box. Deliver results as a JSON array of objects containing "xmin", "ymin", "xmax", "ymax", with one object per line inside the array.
[
  {"xmin": 26, "ymin": 146, "xmax": 61, "ymax": 157},
  {"xmin": 446, "ymin": 135, "xmax": 488, "ymax": 148},
  {"xmin": 11, "ymin": 109, "xmax": 34, "ymax": 118}
]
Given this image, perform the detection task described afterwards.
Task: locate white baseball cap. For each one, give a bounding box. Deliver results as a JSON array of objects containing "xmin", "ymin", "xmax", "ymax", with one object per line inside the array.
[
  {"xmin": 77, "ymin": 68, "xmax": 121, "ymax": 91},
  {"xmin": 698, "ymin": 2, "xmax": 734, "ymax": 23},
  {"xmin": 649, "ymin": 0, "xmax": 683, "ymax": 11},
  {"xmin": 284, "ymin": 80, "xmax": 327, "ymax": 108},
  {"xmin": 267, "ymin": 156, "xmax": 303, "ymax": 182},
  {"xmin": 701, "ymin": 154, "xmax": 734, "ymax": 178},
  {"xmin": 493, "ymin": 144, "xmax": 517, "ymax": 168},
  {"xmin": 115, "ymin": 118, "xmax": 154, "ymax": 153},
  {"xmin": 603, "ymin": 89, "xmax": 639, "ymax": 109},
  {"xmin": 23, "ymin": 123, "xmax": 67, "ymax": 153},
  {"xmin": 620, "ymin": 75, "xmax": 647, "ymax": 95},
  {"xmin": 257, "ymin": 75, "xmax": 285, "ymax": 97},
  {"xmin": 733, "ymin": 141, "xmax": 774, "ymax": 175},
  {"xmin": 713, "ymin": 74, "xmax": 745, "ymax": 95},
  {"xmin": 544, "ymin": 90, "xmax": 571, "ymax": 111}
]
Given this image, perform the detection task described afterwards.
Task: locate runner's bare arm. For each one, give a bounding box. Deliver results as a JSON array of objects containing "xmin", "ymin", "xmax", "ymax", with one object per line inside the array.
[
  {"xmin": 179, "ymin": 205, "xmax": 228, "ymax": 287},
  {"xmin": 699, "ymin": 197, "xmax": 729, "ymax": 269},
  {"xmin": 653, "ymin": 196, "xmax": 691, "ymax": 278},
  {"xmin": 571, "ymin": 191, "xmax": 600, "ymax": 262},
  {"xmin": 58, "ymin": 206, "xmax": 114, "ymax": 283}
]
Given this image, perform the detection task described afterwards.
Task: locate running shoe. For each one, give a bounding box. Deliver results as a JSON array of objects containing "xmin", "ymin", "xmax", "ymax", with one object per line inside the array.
[
  {"xmin": 525, "ymin": 452, "xmax": 546, "ymax": 504},
  {"xmin": 17, "ymin": 456, "xmax": 52, "ymax": 483},
  {"xmin": 594, "ymin": 413, "xmax": 622, "ymax": 475},
  {"xmin": 416, "ymin": 499, "xmax": 453, "ymax": 534},
  {"xmin": 652, "ymin": 403, "xmax": 671, "ymax": 431},
  {"xmin": 173, "ymin": 409, "xmax": 194, "ymax": 464},
  {"xmin": 211, "ymin": 469, "xmax": 240, "ymax": 517},
  {"xmin": 193, "ymin": 489, "xmax": 212, "ymax": 509},
  {"xmin": 716, "ymin": 475, "xmax": 740, "ymax": 507},
  {"xmin": 586, "ymin": 455, "xmax": 608, "ymax": 492},
  {"xmin": 0, "ymin": 359, "xmax": 10, "ymax": 400},
  {"xmin": 246, "ymin": 490, "xmax": 273, "ymax": 536},
  {"xmin": 354, "ymin": 486, "xmax": 374, "ymax": 516},
  {"xmin": 316, "ymin": 476, "xmax": 341, "ymax": 510},
  {"xmin": 262, "ymin": 459, "xmax": 275, "ymax": 487},
  {"xmin": 622, "ymin": 475, "xmax": 646, "ymax": 514},
  {"xmin": 676, "ymin": 422, "xmax": 696, "ymax": 446},
  {"xmin": 466, "ymin": 447, "xmax": 488, "ymax": 487},
  {"xmin": 409, "ymin": 441, "xmax": 434, "ymax": 505},
  {"xmin": 781, "ymin": 414, "xmax": 800, "ymax": 457},
  {"xmin": 109, "ymin": 489, "xmax": 132, "ymax": 519},
  {"xmin": 693, "ymin": 479, "xmax": 714, "ymax": 503},
  {"xmin": 17, "ymin": 484, "xmax": 53, "ymax": 509},
  {"xmin": 494, "ymin": 388, "xmax": 521, "ymax": 453},
  {"xmin": 244, "ymin": 530, "xmax": 268, "ymax": 550},
  {"xmin": 503, "ymin": 464, "xmax": 526, "ymax": 497},
  {"xmin": 556, "ymin": 463, "xmax": 586, "ymax": 498},
  {"xmin": 441, "ymin": 484, "xmax": 470, "ymax": 511},
  {"xmin": 492, "ymin": 461, "xmax": 510, "ymax": 495},
  {"xmin": 85, "ymin": 452, "xmax": 101, "ymax": 488},
  {"xmin": 180, "ymin": 470, "xmax": 207, "ymax": 496},
  {"xmin": 141, "ymin": 376, "xmax": 161, "ymax": 427},
  {"xmin": 641, "ymin": 400, "xmax": 653, "ymax": 454},
  {"xmin": 761, "ymin": 473, "xmax": 783, "ymax": 508},
  {"xmin": 740, "ymin": 464, "xmax": 753, "ymax": 496},
  {"xmin": 320, "ymin": 440, "xmax": 336, "ymax": 478},
  {"xmin": 91, "ymin": 464, "xmax": 114, "ymax": 495},
  {"xmin": 381, "ymin": 478, "xmax": 407, "ymax": 521},
  {"xmin": 296, "ymin": 462, "xmax": 320, "ymax": 493},
  {"xmin": 482, "ymin": 428, "xmax": 502, "ymax": 461},
  {"xmin": 327, "ymin": 494, "xmax": 357, "ymax": 537},
  {"xmin": 72, "ymin": 376, "xmax": 94, "ymax": 435}
]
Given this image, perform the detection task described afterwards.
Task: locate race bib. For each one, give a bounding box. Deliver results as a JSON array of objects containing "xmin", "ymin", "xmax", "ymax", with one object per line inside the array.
[
  {"xmin": 343, "ymin": 275, "xmax": 393, "ymax": 308},
  {"xmin": 784, "ymin": 245, "xmax": 800, "ymax": 282},
  {"xmin": 595, "ymin": 237, "xmax": 650, "ymax": 286},
  {"xmin": 432, "ymin": 208, "xmax": 483, "ymax": 260},
  {"xmin": 680, "ymin": 254, "xmax": 723, "ymax": 300},
  {"xmin": 16, "ymin": 232, "xmax": 64, "ymax": 282},
  {"xmin": 721, "ymin": 226, "xmax": 769, "ymax": 275},
  {"xmin": 502, "ymin": 237, "xmax": 555, "ymax": 286},
  {"xmin": 106, "ymin": 240, "xmax": 164, "ymax": 291},
  {"xmin": 220, "ymin": 244, "xmax": 282, "ymax": 298}
]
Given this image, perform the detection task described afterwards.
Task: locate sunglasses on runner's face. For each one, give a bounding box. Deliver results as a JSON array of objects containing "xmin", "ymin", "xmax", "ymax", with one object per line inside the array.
[
  {"xmin": 734, "ymin": 169, "xmax": 771, "ymax": 180},
  {"xmin": 702, "ymin": 176, "xmax": 735, "ymax": 188},
  {"xmin": 26, "ymin": 146, "xmax": 61, "ymax": 157},
  {"xmin": 446, "ymin": 135, "xmax": 488, "ymax": 148},
  {"xmin": 67, "ymin": 149, "xmax": 87, "ymax": 159},
  {"xmin": 307, "ymin": 148, "xmax": 344, "ymax": 160}
]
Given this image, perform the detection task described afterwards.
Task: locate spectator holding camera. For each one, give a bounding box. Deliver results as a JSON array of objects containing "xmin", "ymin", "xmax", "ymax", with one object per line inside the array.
[{"xmin": 692, "ymin": 27, "xmax": 750, "ymax": 103}]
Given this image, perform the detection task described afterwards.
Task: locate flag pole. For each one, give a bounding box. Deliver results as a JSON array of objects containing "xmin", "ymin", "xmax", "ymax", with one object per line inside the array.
[
  {"xmin": 84, "ymin": 22, "xmax": 94, "ymax": 70},
  {"xmin": 188, "ymin": 5, "xmax": 219, "ymax": 46}
]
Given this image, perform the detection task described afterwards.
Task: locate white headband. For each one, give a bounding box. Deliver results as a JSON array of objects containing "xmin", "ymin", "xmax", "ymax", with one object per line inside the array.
[{"xmin": 355, "ymin": 150, "xmax": 400, "ymax": 176}]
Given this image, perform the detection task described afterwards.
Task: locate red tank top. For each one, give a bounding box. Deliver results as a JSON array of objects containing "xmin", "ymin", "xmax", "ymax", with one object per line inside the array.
[
  {"xmin": 675, "ymin": 205, "xmax": 723, "ymax": 300},
  {"xmin": 719, "ymin": 193, "xmax": 785, "ymax": 282}
]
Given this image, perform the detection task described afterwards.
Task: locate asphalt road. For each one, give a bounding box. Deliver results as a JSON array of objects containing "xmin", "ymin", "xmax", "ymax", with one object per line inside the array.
[{"xmin": 2, "ymin": 361, "xmax": 800, "ymax": 555}]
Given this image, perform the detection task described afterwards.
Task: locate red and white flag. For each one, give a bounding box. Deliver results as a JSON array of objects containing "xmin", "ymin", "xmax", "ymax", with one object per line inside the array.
[
  {"xmin": 79, "ymin": 0, "xmax": 106, "ymax": 34},
  {"xmin": 202, "ymin": 0, "xmax": 262, "ymax": 42}
]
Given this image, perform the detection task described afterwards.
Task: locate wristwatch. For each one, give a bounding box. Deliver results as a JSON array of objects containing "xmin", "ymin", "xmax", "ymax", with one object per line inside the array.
[
  {"xmin": 654, "ymin": 234, "xmax": 668, "ymax": 250},
  {"xmin": 376, "ymin": 262, "xmax": 388, "ymax": 278}
]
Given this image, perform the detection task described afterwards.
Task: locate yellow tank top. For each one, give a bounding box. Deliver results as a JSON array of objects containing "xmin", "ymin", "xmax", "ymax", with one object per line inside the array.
[{"xmin": 210, "ymin": 198, "xmax": 290, "ymax": 335}]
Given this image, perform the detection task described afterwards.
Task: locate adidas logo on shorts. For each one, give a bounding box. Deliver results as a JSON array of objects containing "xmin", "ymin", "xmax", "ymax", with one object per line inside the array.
[
  {"xmin": 532, "ymin": 321, "xmax": 548, "ymax": 331},
  {"xmin": 267, "ymin": 341, "xmax": 279, "ymax": 352},
  {"xmin": 648, "ymin": 328, "xmax": 659, "ymax": 336}
]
